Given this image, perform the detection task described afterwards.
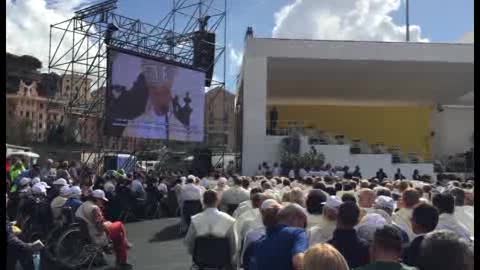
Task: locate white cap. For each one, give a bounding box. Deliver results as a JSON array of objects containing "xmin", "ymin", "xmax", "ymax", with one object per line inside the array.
[
  {"xmin": 53, "ymin": 178, "xmax": 68, "ymax": 186},
  {"xmin": 180, "ymin": 176, "xmax": 187, "ymax": 183},
  {"xmin": 187, "ymin": 175, "xmax": 195, "ymax": 180},
  {"xmin": 374, "ymin": 195, "xmax": 395, "ymax": 211},
  {"xmin": 260, "ymin": 199, "xmax": 281, "ymax": 210},
  {"xmin": 47, "ymin": 159, "xmax": 54, "ymax": 163},
  {"xmin": 19, "ymin": 177, "xmax": 31, "ymax": 186},
  {"xmin": 60, "ymin": 186, "xmax": 71, "ymax": 197},
  {"xmin": 39, "ymin": 181, "xmax": 51, "ymax": 189},
  {"xmin": 69, "ymin": 186, "xmax": 82, "ymax": 197},
  {"xmin": 91, "ymin": 189, "xmax": 108, "ymax": 202},
  {"xmin": 31, "ymin": 177, "xmax": 41, "ymax": 186},
  {"xmin": 31, "ymin": 183, "xmax": 47, "ymax": 195},
  {"xmin": 322, "ymin": 196, "xmax": 342, "ymax": 210},
  {"xmin": 356, "ymin": 213, "xmax": 387, "ymax": 242}
]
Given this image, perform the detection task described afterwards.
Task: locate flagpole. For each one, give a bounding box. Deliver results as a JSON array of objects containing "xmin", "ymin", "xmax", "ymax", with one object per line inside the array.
[{"xmin": 406, "ymin": 0, "xmax": 410, "ymax": 42}]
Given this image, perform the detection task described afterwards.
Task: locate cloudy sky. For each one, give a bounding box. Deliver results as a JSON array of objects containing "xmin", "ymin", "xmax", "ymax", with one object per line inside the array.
[{"xmin": 7, "ymin": 0, "xmax": 474, "ymax": 91}]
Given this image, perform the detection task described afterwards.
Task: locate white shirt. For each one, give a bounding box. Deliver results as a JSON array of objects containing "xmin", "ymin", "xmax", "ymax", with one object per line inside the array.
[
  {"xmin": 181, "ymin": 183, "xmax": 204, "ymax": 202},
  {"xmin": 299, "ymin": 168, "xmax": 307, "ymax": 178},
  {"xmin": 288, "ymin": 170, "xmax": 295, "ymax": 179},
  {"xmin": 392, "ymin": 208, "xmax": 416, "ymax": 241},
  {"xmin": 233, "ymin": 200, "xmax": 252, "ymax": 219},
  {"xmin": 272, "ymin": 167, "xmax": 281, "ymax": 177},
  {"xmin": 436, "ymin": 213, "xmax": 472, "ymax": 241},
  {"xmin": 157, "ymin": 183, "xmax": 168, "ymax": 194},
  {"xmin": 307, "ymin": 214, "xmax": 324, "ymax": 228},
  {"xmin": 122, "ymin": 106, "xmax": 169, "ymax": 139},
  {"xmin": 184, "ymin": 208, "xmax": 237, "ymax": 263},
  {"xmin": 221, "ymin": 186, "xmax": 250, "ymax": 206},
  {"xmin": 454, "ymin": 206, "xmax": 474, "ymax": 236},
  {"xmin": 308, "ymin": 216, "xmax": 337, "ymax": 246},
  {"xmin": 130, "ymin": 179, "xmax": 145, "ymax": 194},
  {"xmin": 235, "ymin": 208, "xmax": 262, "ymax": 244}
]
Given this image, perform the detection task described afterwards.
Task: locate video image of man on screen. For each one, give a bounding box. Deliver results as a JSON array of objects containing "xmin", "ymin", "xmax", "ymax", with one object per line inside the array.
[
  {"xmin": 106, "ymin": 50, "xmax": 205, "ymax": 142},
  {"xmin": 122, "ymin": 60, "xmax": 186, "ymax": 139}
]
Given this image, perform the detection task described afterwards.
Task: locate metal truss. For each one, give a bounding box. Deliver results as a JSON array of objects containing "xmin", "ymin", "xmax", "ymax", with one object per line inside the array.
[{"xmin": 48, "ymin": 0, "xmax": 228, "ymax": 172}]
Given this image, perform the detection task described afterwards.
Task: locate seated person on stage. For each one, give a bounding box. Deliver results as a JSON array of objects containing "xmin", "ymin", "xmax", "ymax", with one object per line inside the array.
[
  {"xmin": 75, "ymin": 190, "xmax": 133, "ymax": 270},
  {"xmin": 184, "ymin": 190, "xmax": 237, "ymax": 268}
]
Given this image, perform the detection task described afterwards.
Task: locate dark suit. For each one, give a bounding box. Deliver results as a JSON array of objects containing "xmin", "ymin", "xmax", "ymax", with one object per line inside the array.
[{"xmin": 402, "ymin": 235, "xmax": 425, "ymax": 267}]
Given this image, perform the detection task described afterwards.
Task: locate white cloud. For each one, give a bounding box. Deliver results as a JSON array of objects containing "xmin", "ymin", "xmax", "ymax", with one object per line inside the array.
[
  {"xmin": 459, "ymin": 31, "xmax": 474, "ymax": 43},
  {"xmin": 6, "ymin": 0, "xmax": 96, "ymax": 71},
  {"xmin": 229, "ymin": 44, "xmax": 243, "ymax": 73},
  {"xmin": 272, "ymin": 0, "xmax": 428, "ymax": 42}
]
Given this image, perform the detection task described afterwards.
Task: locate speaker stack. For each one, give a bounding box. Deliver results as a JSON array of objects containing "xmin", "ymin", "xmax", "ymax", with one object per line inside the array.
[{"xmin": 193, "ymin": 31, "xmax": 215, "ymax": 87}]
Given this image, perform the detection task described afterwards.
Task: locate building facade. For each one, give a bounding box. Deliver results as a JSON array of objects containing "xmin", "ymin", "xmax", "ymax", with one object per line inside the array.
[
  {"xmin": 205, "ymin": 87, "xmax": 236, "ymax": 152},
  {"xmin": 237, "ymin": 36, "xmax": 473, "ymax": 176},
  {"xmin": 6, "ymin": 80, "xmax": 65, "ymax": 142}
]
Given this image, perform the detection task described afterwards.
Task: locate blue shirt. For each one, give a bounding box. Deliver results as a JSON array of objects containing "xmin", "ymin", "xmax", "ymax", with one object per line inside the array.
[
  {"xmin": 64, "ymin": 198, "xmax": 83, "ymax": 213},
  {"xmin": 245, "ymin": 224, "xmax": 308, "ymax": 270}
]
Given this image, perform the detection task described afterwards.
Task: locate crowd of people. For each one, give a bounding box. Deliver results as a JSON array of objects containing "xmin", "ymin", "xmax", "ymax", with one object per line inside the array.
[{"xmin": 5, "ymin": 157, "xmax": 474, "ymax": 270}]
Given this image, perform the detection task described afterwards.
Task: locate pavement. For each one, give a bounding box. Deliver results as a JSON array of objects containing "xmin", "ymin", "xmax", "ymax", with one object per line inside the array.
[
  {"xmin": 120, "ymin": 218, "xmax": 191, "ymax": 270},
  {"xmin": 39, "ymin": 218, "xmax": 192, "ymax": 270}
]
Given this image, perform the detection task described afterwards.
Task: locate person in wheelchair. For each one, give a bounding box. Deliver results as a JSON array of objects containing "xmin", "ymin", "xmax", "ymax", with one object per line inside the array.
[
  {"xmin": 75, "ymin": 189, "xmax": 133, "ymax": 270},
  {"xmin": 18, "ymin": 183, "xmax": 54, "ymax": 241},
  {"xmin": 184, "ymin": 190, "xmax": 237, "ymax": 269},
  {"xmin": 51, "ymin": 186, "xmax": 71, "ymax": 226},
  {"xmin": 64, "ymin": 186, "xmax": 83, "ymax": 214}
]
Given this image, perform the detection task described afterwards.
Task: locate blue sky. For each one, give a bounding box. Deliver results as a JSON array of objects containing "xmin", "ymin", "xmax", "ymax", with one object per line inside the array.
[
  {"xmin": 115, "ymin": 0, "xmax": 473, "ymax": 90},
  {"xmin": 7, "ymin": 0, "xmax": 474, "ymax": 92}
]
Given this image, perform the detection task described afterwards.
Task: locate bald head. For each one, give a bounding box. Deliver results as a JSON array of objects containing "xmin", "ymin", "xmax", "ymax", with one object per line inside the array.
[
  {"xmin": 358, "ymin": 188, "xmax": 376, "ymax": 208},
  {"xmin": 277, "ymin": 203, "xmax": 308, "ymax": 228}
]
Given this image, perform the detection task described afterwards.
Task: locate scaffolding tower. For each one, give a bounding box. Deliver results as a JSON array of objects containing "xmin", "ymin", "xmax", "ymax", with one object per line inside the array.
[{"xmin": 48, "ymin": 0, "xmax": 228, "ymax": 172}]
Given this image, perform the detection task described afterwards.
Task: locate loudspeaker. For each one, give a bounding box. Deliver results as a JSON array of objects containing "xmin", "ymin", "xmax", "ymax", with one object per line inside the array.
[
  {"xmin": 193, "ymin": 31, "xmax": 215, "ymax": 87},
  {"xmin": 192, "ymin": 148, "xmax": 212, "ymax": 177}
]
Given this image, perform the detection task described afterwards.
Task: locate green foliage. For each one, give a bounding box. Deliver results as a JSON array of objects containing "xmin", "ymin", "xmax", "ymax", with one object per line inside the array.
[{"xmin": 279, "ymin": 135, "xmax": 325, "ymax": 170}]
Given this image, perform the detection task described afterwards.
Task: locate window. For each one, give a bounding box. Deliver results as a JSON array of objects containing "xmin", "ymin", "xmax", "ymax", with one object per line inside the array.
[
  {"xmin": 26, "ymin": 111, "xmax": 30, "ymax": 118},
  {"xmin": 60, "ymin": 116, "xmax": 64, "ymax": 122},
  {"xmin": 39, "ymin": 123, "xmax": 43, "ymax": 129},
  {"xmin": 20, "ymin": 111, "xmax": 23, "ymax": 116},
  {"xmin": 40, "ymin": 103, "xmax": 44, "ymax": 109},
  {"xmin": 39, "ymin": 114, "xmax": 43, "ymax": 120},
  {"xmin": 54, "ymin": 115, "xmax": 57, "ymax": 121}
]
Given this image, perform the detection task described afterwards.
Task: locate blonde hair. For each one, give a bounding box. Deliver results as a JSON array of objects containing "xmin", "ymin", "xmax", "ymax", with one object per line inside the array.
[{"xmin": 304, "ymin": 244, "xmax": 349, "ymax": 270}]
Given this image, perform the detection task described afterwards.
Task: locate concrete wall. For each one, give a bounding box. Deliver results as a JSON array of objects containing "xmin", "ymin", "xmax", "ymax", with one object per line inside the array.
[
  {"xmin": 242, "ymin": 57, "xmax": 268, "ymax": 175},
  {"xmin": 256, "ymin": 135, "xmax": 435, "ymax": 180},
  {"xmin": 432, "ymin": 105, "xmax": 474, "ymax": 159}
]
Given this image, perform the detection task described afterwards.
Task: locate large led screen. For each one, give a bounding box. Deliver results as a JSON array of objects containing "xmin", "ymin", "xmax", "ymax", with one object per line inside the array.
[{"xmin": 105, "ymin": 49, "xmax": 205, "ymax": 142}]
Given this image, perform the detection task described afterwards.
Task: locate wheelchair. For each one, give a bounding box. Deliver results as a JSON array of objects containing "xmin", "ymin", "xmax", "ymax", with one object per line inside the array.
[
  {"xmin": 191, "ymin": 235, "xmax": 232, "ymax": 270},
  {"xmin": 49, "ymin": 207, "xmax": 113, "ymax": 269}
]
